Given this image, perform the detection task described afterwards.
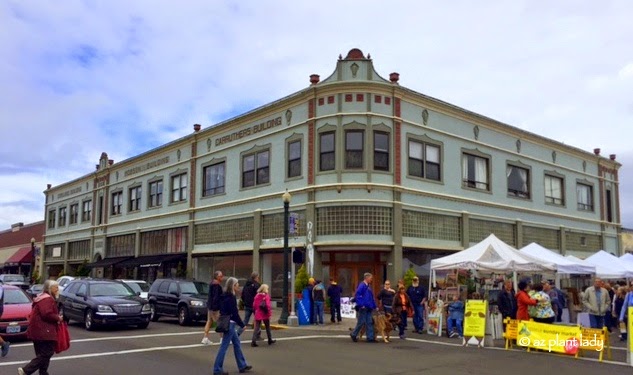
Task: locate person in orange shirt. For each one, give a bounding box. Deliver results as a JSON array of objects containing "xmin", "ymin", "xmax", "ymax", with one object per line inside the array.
[{"xmin": 516, "ymin": 280, "xmax": 537, "ymax": 321}]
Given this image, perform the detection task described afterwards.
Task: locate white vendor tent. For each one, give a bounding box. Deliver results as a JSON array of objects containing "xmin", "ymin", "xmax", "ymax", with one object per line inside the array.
[
  {"xmin": 519, "ymin": 243, "xmax": 596, "ymax": 274},
  {"xmin": 582, "ymin": 250, "xmax": 633, "ymax": 279},
  {"xmin": 430, "ymin": 234, "xmax": 556, "ymax": 274},
  {"xmin": 620, "ymin": 253, "xmax": 633, "ymax": 266}
]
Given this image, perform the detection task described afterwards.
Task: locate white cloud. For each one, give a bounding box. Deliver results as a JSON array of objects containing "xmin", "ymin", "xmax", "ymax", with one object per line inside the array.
[{"xmin": 1, "ymin": 0, "xmax": 633, "ymax": 228}]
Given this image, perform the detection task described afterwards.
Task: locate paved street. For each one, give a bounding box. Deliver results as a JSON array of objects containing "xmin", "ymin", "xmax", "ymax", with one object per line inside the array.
[{"xmin": 0, "ymin": 314, "xmax": 630, "ymax": 375}]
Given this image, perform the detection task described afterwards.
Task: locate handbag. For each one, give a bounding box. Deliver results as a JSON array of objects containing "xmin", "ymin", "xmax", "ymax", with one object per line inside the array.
[
  {"xmin": 55, "ymin": 322, "xmax": 71, "ymax": 354},
  {"xmin": 259, "ymin": 298, "xmax": 269, "ymax": 314},
  {"xmin": 215, "ymin": 314, "xmax": 230, "ymax": 333}
]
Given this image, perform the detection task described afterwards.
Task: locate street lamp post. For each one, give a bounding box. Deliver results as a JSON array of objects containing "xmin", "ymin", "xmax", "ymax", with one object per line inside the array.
[
  {"xmin": 30, "ymin": 237, "xmax": 36, "ymax": 283},
  {"xmin": 278, "ymin": 189, "xmax": 291, "ymax": 324}
]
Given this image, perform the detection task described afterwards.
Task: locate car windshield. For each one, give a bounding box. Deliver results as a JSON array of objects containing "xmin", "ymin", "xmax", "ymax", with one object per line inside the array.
[
  {"xmin": 90, "ymin": 283, "xmax": 135, "ymax": 297},
  {"xmin": 125, "ymin": 281, "xmax": 149, "ymax": 294},
  {"xmin": 2, "ymin": 275, "xmax": 25, "ymax": 283},
  {"xmin": 3, "ymin": 289, "xmax": 31, "ymax": 304},
  {"xmin": 179, "ymin": 281, "xmax": 208, "ymax": 295}
]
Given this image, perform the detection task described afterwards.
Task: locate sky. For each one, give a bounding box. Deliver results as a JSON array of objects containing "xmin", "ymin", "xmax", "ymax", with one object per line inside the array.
[{"xmin": 1, "ymin": 0, "xmax": 632, "ymax": 230}]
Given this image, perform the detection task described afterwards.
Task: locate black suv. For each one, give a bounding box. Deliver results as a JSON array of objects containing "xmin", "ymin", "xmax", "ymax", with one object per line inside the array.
[
  {"xmin": 148, "ymin": 279, "xmax": 209, "ymax": 325},
  {"xmin": 58, "ymin": 279, "xmax": 151, "ymax": 330}
]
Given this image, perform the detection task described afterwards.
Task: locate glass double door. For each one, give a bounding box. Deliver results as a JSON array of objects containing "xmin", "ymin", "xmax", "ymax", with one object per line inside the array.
[{"xmin": 334, "ymin": 264, "xmax": 381, "ymax": 298}]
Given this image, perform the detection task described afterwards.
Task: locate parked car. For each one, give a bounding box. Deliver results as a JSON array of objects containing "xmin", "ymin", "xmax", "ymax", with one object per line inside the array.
[
  {"xmin": 25, "ymin": 284, "xmax": 44, "ymax": 299},
  {"xmin": 0, "ymin": 274, "xmax": 30, "ymax": 290},
  {"xmin": 58, "ymin": 279, "xmax": 151, "ymax": 330},
  {"xmin": 0, "ymin": 285, "xmax": 32, "ymax": 339},
  {"xmin": 148, "ymin": 279, "xmax": 209, "ymax": 326},
  {"xmin": 118, "ymin": 279, "xmax": 150, "ymax": 299},
  {"xmin": 56, "ymin": 276, "xmax": 76, "ymax": 291}
]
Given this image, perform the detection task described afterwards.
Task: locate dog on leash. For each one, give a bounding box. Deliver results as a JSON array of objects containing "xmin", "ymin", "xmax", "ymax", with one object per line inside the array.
[{"xmin": 349, "ymin": 311, "xmax": 398, "ymax": 343}]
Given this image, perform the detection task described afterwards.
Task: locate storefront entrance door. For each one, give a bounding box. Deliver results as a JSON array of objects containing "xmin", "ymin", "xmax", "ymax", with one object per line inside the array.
[{"xmin": 334, "ymin": 264, "xmax": 381, "ymax": 298}]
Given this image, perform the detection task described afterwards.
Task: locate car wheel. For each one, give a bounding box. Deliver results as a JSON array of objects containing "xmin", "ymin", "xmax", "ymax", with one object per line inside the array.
[
  {"xmin": 138, "ymin": 320, "xmax": 150, "ymax": 329},
  {"xmin": 178, "ymin": 306, "xmax": 191, "ymax": 326},
  {"xmin": 150, "ymin": 303, "xmax": 159, "ymax": 322},
  {"xmin": 84, "ymin": 309, "xmax": 96, "ymax": 331},
  {"xmin": 59, "ymin": 305, "xmax": 70, "ymax": 323}
]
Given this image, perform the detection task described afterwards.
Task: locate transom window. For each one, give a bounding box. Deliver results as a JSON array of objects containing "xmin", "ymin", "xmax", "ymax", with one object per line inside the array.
[
  {"xmin": 287, "ymin": 141, "xmax": 301, "ymax": 178},
  {"xmin": 545, "ymin": 175, "xmax": 564, "ymax": 205},
  {"xmin": 149, "ymin": 180, "xmax": 163, "ymax": 208},
  {"xmin": 319, "ymin": 132, "xmax": 335, "ymax": 171},
  {"xmin": 577, "ymin": 183, "xmax": 593, "ymax": 211},
  {"xmin": 129, "ymin": 186, "xmax": 141, "ymax": 212},
  {"xmin": 345, "ymin": 130, "xmax": 364, "ymax": 169},
  {"xmin": 69, "ymin": 204, "xmax": 78, "ymax": 225},
  {"xmin": 242, "ymin": 150, "xmax": 270, "ymax": 188},
  {"xmin": 82, "ymin": 200, "xmax": 92, "ymax": 222},
  {"xmin": 203, "ymin": 162, "xmax": 226, "ymax": 196},
  {"xmin": 59, "ymin": 207, "xmax": 67, "ymax": 226},
  {"xmin": 408, "ymin": 140, "xmax": 441, "ymax": 181},
  {"xmin": 373, "ymin": 131, "xmax": 389, "ymax": 171},
  {"xmin": 462, "ymin": 153, "xmax": 489, "ymax": 190},
  {"xmin": 171, "ymin": 173, "xmax": 188, "ymax": 202},
  {"xmin": 507, "ymin": 165, "xmax": 530, "ymax": 199},
  {"xmin": 111, "ymin": 191, "xmax": 123, "ymax": 215}
]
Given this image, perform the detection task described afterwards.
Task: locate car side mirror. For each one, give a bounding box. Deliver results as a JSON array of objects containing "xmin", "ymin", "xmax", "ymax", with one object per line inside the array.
[
  {"xmin": 76, "ymin": 291, "xmax": 86, "ymax": 298},
  {"xmin": 136, "ymin": 291, "xmax": 141, "ymax": 296}
]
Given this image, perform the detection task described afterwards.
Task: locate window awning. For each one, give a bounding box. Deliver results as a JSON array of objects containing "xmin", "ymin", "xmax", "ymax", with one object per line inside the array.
[
  {"xmin": 4, "ymin": 247, "xmax": 33, "ymax": 266},
  {"xmin": 117, "ymin": 253, "xmax": 186, "ymax": 268},
  {"xmin": 86, "ymin": 256, "xmax": 134, "ymax": 269}
]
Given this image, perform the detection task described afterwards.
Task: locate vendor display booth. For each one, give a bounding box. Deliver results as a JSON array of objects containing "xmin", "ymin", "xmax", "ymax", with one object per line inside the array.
[
  {"xmin": 430, "ymin": 234, "xmax": 556, "ymax": 343},
  {"xmin": 520, "ymin": 243, "xmax": 596, "ymax": 323},
  {"xmin": 583, "ymin": 250, "xmax": 633, "ymax": 279}
]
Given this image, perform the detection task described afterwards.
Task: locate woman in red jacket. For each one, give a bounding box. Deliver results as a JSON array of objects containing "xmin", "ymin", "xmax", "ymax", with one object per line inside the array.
[
  {"xmin": 19, "ymin": 280, "xmax": 63, "ymax": 375},
  {"xmin": 251, "ymin": 284, "xmax": 275, "ymax": 347},
  {"xmin": 516, "ymin": 280, "xmax": 537, "ymax": 321}
]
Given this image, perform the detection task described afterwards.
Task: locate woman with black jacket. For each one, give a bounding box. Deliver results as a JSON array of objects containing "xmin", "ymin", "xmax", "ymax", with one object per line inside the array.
[{"xmin": 213, "ymin": 277, "xmax": 252, "ymax": 375}]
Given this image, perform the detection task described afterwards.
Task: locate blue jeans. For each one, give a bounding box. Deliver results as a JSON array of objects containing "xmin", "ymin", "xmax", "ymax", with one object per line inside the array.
[
  {"xmin": 398, "ymin": 311, "xmax": 408, "ymax": 336},
  {"xmin": 589, "ymin": 314, "xmax": 605, "ymax": 329},
  {"xmin": 243, "ymin": 307, "xmax": 254, "ymax": 327},
  {"xmin": 447, "ymin": 318, "xmax": 463, "ymax": 337},
  {"xmin": 412, "ymin": 304, "xmax": 424, "ymax": 331},
  {"xmin": 213, "ymin": 322, "xmax": 248, "ymax": 374},
  {"xmin": 330, "ymin": 302, "xmax": 341, "ymax": 322},
  {"xmin": 351, "ymin": 308, "xmax": 375, "ymax": 341},
  {"xmin": 314, "ymin": 301, "xmax": 324, "ymax": 324}
]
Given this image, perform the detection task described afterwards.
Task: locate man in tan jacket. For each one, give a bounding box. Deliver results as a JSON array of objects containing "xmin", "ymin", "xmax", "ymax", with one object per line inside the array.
[{"xmin": 582, "ymin": 278, "xmax": 610, "ymax": 328}]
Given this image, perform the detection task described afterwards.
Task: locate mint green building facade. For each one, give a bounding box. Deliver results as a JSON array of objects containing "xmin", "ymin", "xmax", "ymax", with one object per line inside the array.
[{"xmin": 41, "ymin": 49, "xmax": 621, "ymax": 298}]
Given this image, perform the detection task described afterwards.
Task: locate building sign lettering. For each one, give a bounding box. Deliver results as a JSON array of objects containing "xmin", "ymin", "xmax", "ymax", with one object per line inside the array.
[
  {"xmin": 215, "ymin": 116, "xmax": 282, "ymax": 146},
  {"xmin": 124, "ymin": 156, "xmax": 170, "ymax": 177},
  {"xmin": 57, "ymin": 186, "xmax": 82, "ymax": 200}
]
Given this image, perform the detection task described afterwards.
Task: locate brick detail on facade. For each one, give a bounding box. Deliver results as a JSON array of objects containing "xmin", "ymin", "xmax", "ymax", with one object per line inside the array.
[
  {"xmin": 327, "ymin": 96, "xmax": 335, "ymax": 104},
  {"xmin": 374, "ymin": 95, "xmax": 382, "ymax": 103},
  {"xmin": 308, "ymin": 98, "xmax": 315, "ymax": 185},
  {"xmin": 385, "ymin": 97, "xmax": 391, "ymax": 105},
  {"xmin": 345, "ymin": 94, "xmax": 353, "ymax": 102},
  {"xmin": 318, "ymin": 97, "xmax": 324, "ymax": 106},
  {"xmin": 356, "ymin": 94, "xmax": 364, "ymax": 102}
]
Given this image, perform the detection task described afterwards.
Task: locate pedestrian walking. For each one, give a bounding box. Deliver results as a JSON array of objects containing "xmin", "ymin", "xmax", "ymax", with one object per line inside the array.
[
  {"xmin": 406, "ymin": 276, "xmax": 427, "ymax": 334},
  {"xmin": 393, "ymin": 286, "xmax": 411, "ymax": 339},
  {"xmin": 241, "ymin": 272, "xmax": 261, "ymax": 329},
  {"xmin": 312, "ymin": 280, "xmax": 326, "ymax": 325},
  {"xmin": 251, "ymin": 284, "xmax": 275, "ymax": 347},
  {"xmin": 327, "ymin": 279, "xmax": 342, "ymax": 324},
  {"xmin": 0, "ymin": 285, "xmax": 10, "ymax": 357},
  {"xmin": 213, "ymin": 277, "xmax": 252, "ymax": 375},
  {"xmin": 582, "ymin": 278, "xmax": 609, "ymax": 329},
  {"xmin": 350, "ymin": 272, "xmax": 377, "ymax": 343},
  {"xmin": 18, "ymin": 280, "xmax": 63, "ymax": 375},
  {"xmin": 377, "ymin": 280, "xmax": 396, "ymax": 314},
  {"xmin": 201, "ymin": 270, "xmax": 223, "ymax": 345},
  {"xmin": 307, "ymin": 278, "xmax": 316, "ymax": 324}
]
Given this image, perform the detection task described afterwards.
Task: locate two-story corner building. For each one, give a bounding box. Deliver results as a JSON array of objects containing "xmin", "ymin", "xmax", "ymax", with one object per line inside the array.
[
  {"xmin": 41, "ymin": 49, "xmax": 622, "ymax": 298},
  {"xmin": 0, "ymin": 221, "xmax": 43, "ymax": 278}
]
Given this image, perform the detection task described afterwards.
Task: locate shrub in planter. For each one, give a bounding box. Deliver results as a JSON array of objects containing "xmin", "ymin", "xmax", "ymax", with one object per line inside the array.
[{"xmin": 295, "ymin": 264, "xmax": 309, "ymax": 295}]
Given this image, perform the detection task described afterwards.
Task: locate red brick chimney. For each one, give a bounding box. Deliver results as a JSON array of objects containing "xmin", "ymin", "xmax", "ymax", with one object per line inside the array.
[
  {"xmin": 310, "ymin": 74, "xmax": 320, "ymax": 85},
  {"xmin": 389, "ymin": 72, "xmax": 400, "ymax": 83},
  {"xmin": 593, "ymin": 148, "xmax": 600, "ymax": 156},
  {"xmin": 194, "ymin": 124, "xmax": 201, "ymax": 132}
]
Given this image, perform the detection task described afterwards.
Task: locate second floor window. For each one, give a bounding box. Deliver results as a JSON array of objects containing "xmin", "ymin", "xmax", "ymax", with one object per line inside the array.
[
  {"xmin": 287, "ymin": 141, "xmax": 301, "ymax": 178},
  {"xmin": 373, "ymin": 132, "xmax": 389, "ymax": 171},
  {"xmin": 462, "ymin": 153, "xmax": 489, "ymax": 190},
  {"xmin": 69, "ymin": 204, "xmax": 78, "ymax": 225},
  {"xmin": 203, "ymin": 162, "xmax": 226, "ymax": 196},
  {"xmin": 408, "ymin": 140, "xmax": 441, "ymax": 181},
  {"xmin": 58, "ymin": 206, "xmax": 67, "ymax": 226},
  {"xmin": 507, "ymin": 165, "xmax": 530, "ymax": 199},
  {"xmin": 345, "ymin": 130, "xmax": 364, "ymax": 169},
  {"xmin": 149, "ymin": 180, "xmax": 163, "ymax": 208},
  {"xmin": 48, "ymin": 209, "xmax": 56, "ymax": 229},
  {"xmin": 82, "ymin": 200, "xmax": 92, "ymax": 222},
  {"xmin": 242, "ymin": 150, "xmax": 269, "ymax": 188},
  {"xmin": 577, "ymin": 183, "xmax": 593, "ymax": 211},
  {"xmin": 111, "ymin": 191, "xmax": 123, "ymax": 215},
  {"xmin": 545, "ymin": 175, "xmax": 564, "ymax": 205},
  {"xmin": 319, "ymin": 132, "xmax": 335, "ymax": 171},
  {"xmin": 172, "ymin": 173, "xmax": 187, "ymax": 202},
  {"xmin": 129, "ymin": 186, "xmax": 141, "ymax": 212}
]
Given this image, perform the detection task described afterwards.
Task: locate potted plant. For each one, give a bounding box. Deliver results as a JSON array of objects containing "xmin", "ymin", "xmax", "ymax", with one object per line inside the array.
[
  {"xmin": 294, "ymin": 264, "xmax": 309, "ymax": 297},
  {"xmin": 403, "ymin": 266, "xmax": 416, "ymax": 288}
]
